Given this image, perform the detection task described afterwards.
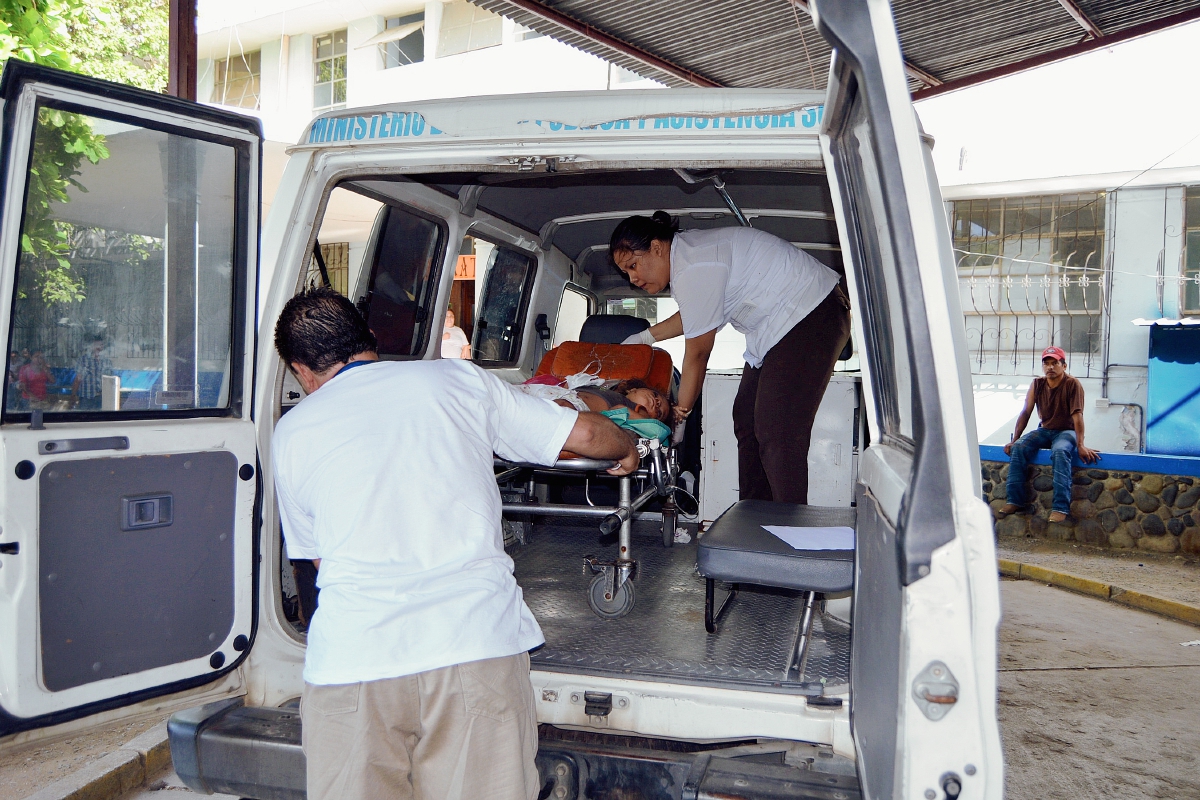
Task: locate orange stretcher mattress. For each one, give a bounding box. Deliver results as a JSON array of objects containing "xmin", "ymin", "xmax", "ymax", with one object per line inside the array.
[{"xmin": 533, "ymin": 342, "xmax": 673, "ymax": 395}]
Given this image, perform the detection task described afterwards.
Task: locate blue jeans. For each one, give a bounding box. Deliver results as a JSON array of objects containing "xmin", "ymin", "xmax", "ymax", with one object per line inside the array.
[{"xmin": 1006, "ymin": 428, "xmax": 1076, "ymax": 514}]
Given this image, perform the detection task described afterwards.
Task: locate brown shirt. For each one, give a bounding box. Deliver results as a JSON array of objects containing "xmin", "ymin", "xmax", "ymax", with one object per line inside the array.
[{"xmin": 1033, "ymin": 374, "xmax": 1084, "ymax": 431}]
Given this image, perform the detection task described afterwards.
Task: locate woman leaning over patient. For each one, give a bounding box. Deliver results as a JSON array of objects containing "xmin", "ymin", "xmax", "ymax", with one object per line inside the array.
[{"xmin": 610, "ymin": 211, "xmax": 850, "ymax": 504}]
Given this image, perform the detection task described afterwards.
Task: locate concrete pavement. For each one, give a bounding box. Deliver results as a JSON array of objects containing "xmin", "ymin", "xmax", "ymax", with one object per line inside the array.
[{"xmin": 998, "ymin": 579, "xmax": 1200, "ymax": 798}]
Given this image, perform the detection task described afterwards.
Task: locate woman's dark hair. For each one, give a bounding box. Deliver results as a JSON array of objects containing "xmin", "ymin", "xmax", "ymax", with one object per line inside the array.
[
  {"xmin": 612, "ymin": 378, "xmax": 675, "ymax": 424},
  {"xmin": 609, "ymin": 211, "xmax": 679, "ymax": 256},
  {"xmin": 275, "ymin": 286, "xmax": 378, "ymax": 373}
]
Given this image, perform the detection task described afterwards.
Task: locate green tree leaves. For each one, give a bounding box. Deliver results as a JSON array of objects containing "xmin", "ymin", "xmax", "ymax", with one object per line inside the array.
[{"xmin": 1, "ymin": 0, "xmax": 165, "ymax": 304}]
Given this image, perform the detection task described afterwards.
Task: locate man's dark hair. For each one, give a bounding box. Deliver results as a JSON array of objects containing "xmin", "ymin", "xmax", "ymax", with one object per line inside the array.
[{"xmin": 275, "ymin": 286, "xmax": 377, "ymax": 373}]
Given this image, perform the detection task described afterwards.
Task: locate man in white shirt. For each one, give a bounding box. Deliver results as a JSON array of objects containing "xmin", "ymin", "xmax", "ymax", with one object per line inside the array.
[{"xmin": 272, "ymin": 287, "xmax": 638, "ymax": 800}]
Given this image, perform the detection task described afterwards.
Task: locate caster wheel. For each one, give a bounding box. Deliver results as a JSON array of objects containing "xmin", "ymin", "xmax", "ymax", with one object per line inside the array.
[
  {"xmin": 588, "ymin": 573, "xmax": 636, "ymax": 619},
  {"xmin": 661, "ymin": 507, "xmax": 677, "ymax": 548}
]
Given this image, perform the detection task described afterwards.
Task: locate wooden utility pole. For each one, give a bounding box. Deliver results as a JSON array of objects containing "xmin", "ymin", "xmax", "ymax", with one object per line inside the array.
[{"xmin": 168, "ymin": 0, "xmax": 198, "ymax": 100}]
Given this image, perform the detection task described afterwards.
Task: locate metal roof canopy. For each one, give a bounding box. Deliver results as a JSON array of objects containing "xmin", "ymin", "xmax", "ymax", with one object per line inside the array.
[{"xmin": 471, "ymin": 0, "xmax": 1200, "ymax": 98}]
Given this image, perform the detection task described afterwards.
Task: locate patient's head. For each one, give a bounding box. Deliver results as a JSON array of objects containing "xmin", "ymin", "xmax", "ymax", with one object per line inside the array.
[{"xmin": 612, "ymin": 379, "xmax": 673, "ymax": 423}]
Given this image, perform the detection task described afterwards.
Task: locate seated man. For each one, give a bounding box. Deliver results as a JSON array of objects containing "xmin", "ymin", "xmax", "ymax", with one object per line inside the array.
[
  {"xmin": 997, "ymin": 346, "xmax": 1100, "ymax": 523},
  {"xmin": 272, "ymin": 288, "xmax": 638, "ymax": 800}
]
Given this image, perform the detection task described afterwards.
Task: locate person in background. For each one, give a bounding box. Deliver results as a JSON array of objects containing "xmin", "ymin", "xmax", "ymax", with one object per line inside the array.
[
  {"xmin": 72, "ymin": 335, "xmax": 113, "ymax": 410},
  {"xmin": 441, "ymin": 307, "xmax": 470, "ymax": 359},
  {"xmin": 18, "ymin": 349, "xmax": 54, "ymax": 410},
  {"xmin": 997, "ymin": 346, "xmax": 1100, "ymax": 523}
]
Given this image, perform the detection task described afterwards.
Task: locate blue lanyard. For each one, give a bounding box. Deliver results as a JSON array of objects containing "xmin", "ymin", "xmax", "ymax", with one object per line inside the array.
[{"xmin": 334, "ymin": 360, "xmax": 375, "ymax": 378}]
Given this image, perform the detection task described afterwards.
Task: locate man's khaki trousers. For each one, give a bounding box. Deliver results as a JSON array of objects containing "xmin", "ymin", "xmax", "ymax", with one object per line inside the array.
[{"xmin": 300, "ymin": 652, "xmax": 540, "ymax": 800}]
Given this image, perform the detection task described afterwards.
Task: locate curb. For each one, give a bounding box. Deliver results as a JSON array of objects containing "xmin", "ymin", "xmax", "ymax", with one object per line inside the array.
[
  {"xmin": 999, "ymin": 559, "xmax": 1200, "ymax": 628},
  {"xmin": 21, "ymin": 723, "xmax": 171, "ymax": 800}
]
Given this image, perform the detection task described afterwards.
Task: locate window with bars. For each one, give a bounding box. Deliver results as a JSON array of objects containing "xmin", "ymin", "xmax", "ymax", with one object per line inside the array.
[
  {"xmin": 951, "ymin": 193, "xmax": 1106, "ymax": 375},
  {"xmin": 383, "ymin": 12, "xmax": 425, "ymax": 68},
  {"xmin": 306, "ymin": 242, "xmax": 350, "ymax": 296},
  {"xmin": 1184, "ymin": 187, "xmax": 1200, "ymax": 313},
  {"xmin": 314, "ymin": 31, "xmax": 347, "ymax": 112},
  {"xmin": 213, "ymin": 51, "xmax": 261, "ymax": 110}
]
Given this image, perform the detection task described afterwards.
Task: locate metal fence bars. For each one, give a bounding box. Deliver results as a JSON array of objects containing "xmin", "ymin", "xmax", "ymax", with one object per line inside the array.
[{"xmin": 951, "ymin": 193, "xmax": 1106, "ymax": 377}]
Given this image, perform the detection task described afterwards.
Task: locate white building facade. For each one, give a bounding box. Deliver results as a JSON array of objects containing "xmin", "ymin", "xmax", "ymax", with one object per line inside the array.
[
  {"xmin": 943, "ymin": 170, "xmax": 1200, "ymax": 455},
  {"xmin": 197, "ymin": 0, "xmax": 657, "ymax": 145}
]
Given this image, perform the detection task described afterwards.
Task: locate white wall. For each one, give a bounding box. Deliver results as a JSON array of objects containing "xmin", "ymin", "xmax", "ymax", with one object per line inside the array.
[
  {"xmin": 916, "ymin": 20, "xmax": 1200, "ymax": 189},
  {"xmin": 199, "ymin": 0, "xmax": 661, "ymax": 145},
  {"xmin": 351, "ymin": 36, "xmax": 614, "ymax": 108}
]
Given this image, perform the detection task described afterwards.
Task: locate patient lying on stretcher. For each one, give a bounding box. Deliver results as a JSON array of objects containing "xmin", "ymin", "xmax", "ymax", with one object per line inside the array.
[{"xmin": 515, "ymin": 378, "xmax": 674, "ymax": 444}]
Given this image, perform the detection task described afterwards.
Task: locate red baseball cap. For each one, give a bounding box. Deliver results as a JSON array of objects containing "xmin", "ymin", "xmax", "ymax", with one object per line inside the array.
[{"xmin": 1041, "ymin": 346, "xmax": 1067, "ymax": 362}]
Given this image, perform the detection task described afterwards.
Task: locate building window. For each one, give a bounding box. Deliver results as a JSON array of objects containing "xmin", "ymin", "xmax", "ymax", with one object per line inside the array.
[
  {"xmin": 383, "ymin": 12, "xmax": 425, "ymax": 68},
  {"xmin": 951, "ymin": 193, "xmax": 1106, "ymax": 376},
  {"xmin": 314, "ymin": 30, "xmax": 347, "ymax": 112},
  {"xmin": 1184, "ymin": 187, "xmax": 1200, "ymax": 314},
  {"xmin": 438, "ymin": 0, "xmax": 502, "ymax": 58},
  {"xmin": 213, "ymin": 51, "xmax": 261, "ymax": 109}
]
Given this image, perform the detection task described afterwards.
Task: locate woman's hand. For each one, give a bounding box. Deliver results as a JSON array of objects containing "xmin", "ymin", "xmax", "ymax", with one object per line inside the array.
[{"xmin": 672, "ymin": 405, "xmax": 691, "ymax": 425}]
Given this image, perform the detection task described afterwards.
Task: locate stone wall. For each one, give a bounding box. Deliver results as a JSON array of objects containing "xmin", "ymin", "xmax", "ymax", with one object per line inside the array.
[{"xmin": 983, "ymin": 461, "xmax": 1200, "ymax": 553}]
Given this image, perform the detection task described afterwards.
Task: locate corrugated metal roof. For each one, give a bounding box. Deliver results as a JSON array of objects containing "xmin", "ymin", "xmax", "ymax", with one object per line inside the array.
[{"xmin": 471, "ymin": 0, "xmax": 1200, "ymax": 96}]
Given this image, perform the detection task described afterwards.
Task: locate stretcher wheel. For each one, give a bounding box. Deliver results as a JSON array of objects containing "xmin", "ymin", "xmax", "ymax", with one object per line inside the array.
[
  {"xmin": 661, "ymin": 507, "xmax": 677, "ymax": 548},
  {"xmin": 588, "ymin": 573, "xmax": 635, "ymax": 619}
]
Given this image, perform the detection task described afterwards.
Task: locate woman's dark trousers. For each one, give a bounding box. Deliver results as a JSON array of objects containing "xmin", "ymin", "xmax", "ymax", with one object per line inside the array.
[{"xmin": 733, "ymin": 286, "xmax": 852, "ymax": 504}]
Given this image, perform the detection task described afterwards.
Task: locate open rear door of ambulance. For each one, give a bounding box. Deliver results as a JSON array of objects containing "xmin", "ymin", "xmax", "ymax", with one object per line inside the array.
[
  {"xmin": 0, "ymin": 62, "xmax": 261, "ymax": 735},
  {"xmin": 811, "ymin": 1, "xmax": 1004, "ymax": 799}
]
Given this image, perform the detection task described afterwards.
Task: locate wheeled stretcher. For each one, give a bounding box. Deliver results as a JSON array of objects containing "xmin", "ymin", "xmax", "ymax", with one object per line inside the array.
[{"xmin": 495, "ymin": 340, "xmax": 688, "ymax": 619}]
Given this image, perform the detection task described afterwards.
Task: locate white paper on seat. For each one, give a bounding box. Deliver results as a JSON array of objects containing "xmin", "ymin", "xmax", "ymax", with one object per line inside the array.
[{"xmin": 761, "ymin": 525, "xmax": 855, "ymax": 551}]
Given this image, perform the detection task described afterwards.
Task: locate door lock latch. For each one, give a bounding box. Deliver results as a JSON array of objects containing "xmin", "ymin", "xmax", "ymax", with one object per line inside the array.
[{"xmin": 912, "ymin": 660, "xmax": 959, "ymax": 721}]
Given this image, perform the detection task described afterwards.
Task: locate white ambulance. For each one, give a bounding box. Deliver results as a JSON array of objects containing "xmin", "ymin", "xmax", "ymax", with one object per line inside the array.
[{"xmin": 0, "ymin": 2, "xmax": 1001, "ymax": 798}]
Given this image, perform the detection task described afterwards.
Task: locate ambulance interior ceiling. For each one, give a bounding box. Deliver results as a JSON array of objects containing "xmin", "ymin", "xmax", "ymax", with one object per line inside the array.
[{"xmin": 350, "ymin": 169, "xmax": 842, "ymax": 294}]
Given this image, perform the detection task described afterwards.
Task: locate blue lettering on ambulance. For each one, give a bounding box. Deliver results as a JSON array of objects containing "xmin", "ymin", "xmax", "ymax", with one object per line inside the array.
[
  {"xmin": 309, "ymin": 119, "xmax": 326, "ymax": 143},
  {"xmin": 377, "ymin": 114, "xmax": 390, "ymax": 137},
  {"xmin": 411, "ymin": 114, "xmax": 425, "ymax": 136},
  {"xmin": 653, "ymin": 118, "xmax": 669, "ymax": 129},
  {"xmin": 333, "ymin": 117, "xmax": 349, "ymax": 141},
  {"xmin": 353, "ymin": 117, "xmax": 368, "ymax": 139},
  {"xmin": 694, "ymin": 118, "xmax": 708, "ymax": 129},
  {"xmin": 773, "ymin": 112, "xmax": 795, "ymax": 127}
]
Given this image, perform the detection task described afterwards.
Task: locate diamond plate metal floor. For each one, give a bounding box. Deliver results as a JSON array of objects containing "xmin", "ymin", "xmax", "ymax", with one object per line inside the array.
[{"xmin": 514, "ymin": 523, "xmax": 851, "ymax": 695}]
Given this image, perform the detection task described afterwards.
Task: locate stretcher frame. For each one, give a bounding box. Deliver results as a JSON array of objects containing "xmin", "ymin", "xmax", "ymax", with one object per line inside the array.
[{"xmin": 496, "ymin": 437, "xmax": 681, "ymax": 619}]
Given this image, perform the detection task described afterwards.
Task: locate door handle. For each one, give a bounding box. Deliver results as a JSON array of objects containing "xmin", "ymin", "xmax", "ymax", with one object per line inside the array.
[{"xmin": 39, "ymin": 436, "xmax": 130, "ymax": 455}]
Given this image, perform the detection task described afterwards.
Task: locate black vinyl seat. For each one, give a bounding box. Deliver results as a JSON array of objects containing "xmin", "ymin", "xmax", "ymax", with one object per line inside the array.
[
  {"xmin": 697, "ymin": 500, "xmax": 856, "ymax": 679},
  {"xmin": 579, "ymin": 314, "xmax": 650, "ymax": 344},
  {"xmin": 697, "ymin": 501, "xmax": 855, "ymax": 593}
]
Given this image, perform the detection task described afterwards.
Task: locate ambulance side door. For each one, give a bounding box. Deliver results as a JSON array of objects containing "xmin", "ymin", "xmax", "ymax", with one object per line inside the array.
[
  {"xmin": 0, "ymin": 62, "xmax": 261, "ymax": 735},
  {"xmin": 812, "ymin": 1, "xmax": 1004, "ymax": 798}
]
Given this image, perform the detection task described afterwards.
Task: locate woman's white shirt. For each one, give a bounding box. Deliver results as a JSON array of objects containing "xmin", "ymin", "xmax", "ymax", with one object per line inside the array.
[
  {"xmin": 669, "ymin": 227, "xmax": 840, "ymax": 367},
  {"xmin": 441, "ymin": 325, "xmax": 469, "ymax": 359}
]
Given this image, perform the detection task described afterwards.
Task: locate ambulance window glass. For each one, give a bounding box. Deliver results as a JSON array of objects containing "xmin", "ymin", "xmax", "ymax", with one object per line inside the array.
[
  {"xmin": 305, "ymin": 187, "xmax": 385, "ymax": 297},
  {"xmin": 359, "ymin": 204, "xmax": 443, "ymax": 358},
  {"xmin": 473, "ymin": 245, "xmax": 536, "ymax": 365},
  {"xmin": 3, "ymin": 107, "xmax": 244, "ymax": 418},
  {"xmin": 553, "ymin": 285, "xmax": 590, "ymax": 346},
  {"xmin": 833, "ymin": 95, "xmax": 914, "ymax": 443}
]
